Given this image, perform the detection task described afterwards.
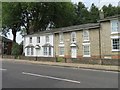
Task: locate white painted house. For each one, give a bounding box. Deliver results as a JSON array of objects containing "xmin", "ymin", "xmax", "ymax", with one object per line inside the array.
[{"xmin": 24, "ymin": 31, "xmax": 54, "ymax": 57}]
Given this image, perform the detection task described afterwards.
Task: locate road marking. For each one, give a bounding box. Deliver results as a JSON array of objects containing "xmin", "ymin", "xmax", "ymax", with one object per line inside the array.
[
  {"xmin": 22, "ymin": 72, "xmax": 80, "ymax": 84},
  {"xmin": 0, "ymin": 68, "xmax": 7, "ymax": 71}
]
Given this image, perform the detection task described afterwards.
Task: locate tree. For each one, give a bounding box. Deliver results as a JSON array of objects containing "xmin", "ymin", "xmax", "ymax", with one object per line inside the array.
[
  {"xmin": 74, "ymin": 2, "xmax": 90, "ymax": 25},
  {"xmin": 2, "ymin": 2, "xmax": 23, "ymax": 42},
  {"xmin": 102, "ymin": 4, "xmax": 119, "ymax": 18},
  {"xmin": 89, "ymin": 3, "xmax": 99, "ymax": 23}
]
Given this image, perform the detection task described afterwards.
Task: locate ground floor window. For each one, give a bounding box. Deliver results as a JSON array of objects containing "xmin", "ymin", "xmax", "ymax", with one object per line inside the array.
[
  {"xmin": 83, "ymin": 45, "xmax": 90, "ymax": 57},
  {"xmin": 43, "ymin": 47, "xmax": 52, "ymax": 56},
  {"xmin": 112, "ymin": 38, "xmax": 120, "ymax": 51},
  {"xmin": 27, "ymin": 47, "xmax": 30, "ymax": 55},
  {"xmin": 27, "ymin": 47, "xmax": 34, "ymax": 55},
  {"xmin": 59, "ymin": 47, "xmax": 64, "ymax": 56}
]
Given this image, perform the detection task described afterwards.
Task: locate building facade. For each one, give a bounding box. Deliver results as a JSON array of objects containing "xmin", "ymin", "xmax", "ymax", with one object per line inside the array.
[
  {"xmin": 24, "ymin": 31, "xmax": 54, "ymax": 57},
  {"xmin": 24, "ymin": 15, "xmax": 120, "ymax": 64}
]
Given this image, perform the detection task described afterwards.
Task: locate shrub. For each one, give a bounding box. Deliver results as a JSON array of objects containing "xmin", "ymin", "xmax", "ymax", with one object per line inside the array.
[{"xmin": 11, "ymin": 42, "xmax": 21, "ymax": 59}]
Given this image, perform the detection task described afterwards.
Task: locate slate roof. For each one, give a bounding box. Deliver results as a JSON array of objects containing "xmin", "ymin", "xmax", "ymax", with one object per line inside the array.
[
  {"xmin": 98, "ymin": 15, "xmax": 120, "ymax": 22},
  {"xmin": 25, "ymin": 23, "xmax": 100, "ymax": 36}
]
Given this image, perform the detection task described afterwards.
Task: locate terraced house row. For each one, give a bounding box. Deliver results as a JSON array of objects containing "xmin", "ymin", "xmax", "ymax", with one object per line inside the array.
[{"xmin": 23, "ymin": 15, "xmax": 120, "ymax": 65}]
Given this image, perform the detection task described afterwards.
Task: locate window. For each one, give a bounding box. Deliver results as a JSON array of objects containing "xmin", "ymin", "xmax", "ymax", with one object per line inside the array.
[
  {"xmin": 49, "ymin": 47, "xmax": 51, "ymax": 55},
  {"xmin": 83, "ymin": 45, "xmax": 90, "ymax": 57},
  {"xmin": 46, "ymin": 36, "xmax": 49, "ymax": 43},
  {"xmin": 30, "ymin": 37, "xmax": 32, "ymax": 43},
  {"xmin": 31, "ymin": 47, "xmax": 34, "ymax": 55},
  {"xmin": 111, "ymin": 20, "xmax": 119, "ymax": 33},
  {"xmin": 43, "ymin": 47, "xmax": 52, "ymax": 56},
  {"xmin": 112, "ymin": 38, "xmax": 120, "ymax": 51},
  {"xmin": 59, "ymin": 47, "xmax": 64, "ymax": 56},
  {"xmin": 43, "ymin": 47, "xmax": 47, "ymax": 55},
  {"xmin": 27, "ymin": 47, "xmax": 30, "ymax": 55},
  {"xmin": 59, "ymin": 33, "xmax": 64, "ymax": 43},
  {"xmin": 37, "ymin": 37, "xmax": 40, "ymax": 43},
  {"xmin": 71, "ymin": 32, "xmax": 76, "ymax": 43},
  {"xmin": 83, "ymin": 30, "xmax": 89, "ymax": 41}
]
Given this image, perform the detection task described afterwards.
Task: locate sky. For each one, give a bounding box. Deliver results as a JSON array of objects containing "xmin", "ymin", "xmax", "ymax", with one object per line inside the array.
[{"xmin": 6, "ymin": 0, "xmax": 120, "ymax": 44}]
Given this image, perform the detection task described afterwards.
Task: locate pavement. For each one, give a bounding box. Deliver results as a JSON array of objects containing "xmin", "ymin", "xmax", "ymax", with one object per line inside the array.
[{"xmin": 1, "ymin": 58, "xmax": 119, "ymax": 72}]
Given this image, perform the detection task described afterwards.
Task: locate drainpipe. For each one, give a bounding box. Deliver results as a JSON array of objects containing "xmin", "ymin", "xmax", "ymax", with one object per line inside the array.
[{"xmin": 99, "ymin": 24, "xmax": 102, "ymax": 64}]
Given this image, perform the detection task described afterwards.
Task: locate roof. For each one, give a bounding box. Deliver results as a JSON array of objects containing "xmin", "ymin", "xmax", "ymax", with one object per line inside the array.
[
  {"xmin": 53, "ymin": 23, "xmax": 100, "ymax": 33},
  {"xmin": 98, "ymin": 15, "xmax": 120, "ymax": 22},
  {"xmin": 25, "ymin": 23, "xmax": 100, "ymax": 36}
]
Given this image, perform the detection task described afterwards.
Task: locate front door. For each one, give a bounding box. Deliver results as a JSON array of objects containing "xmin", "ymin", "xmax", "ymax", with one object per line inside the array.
[{"xmin": 71, "ymin": 47, "xmax": 77, "ymax": 58}]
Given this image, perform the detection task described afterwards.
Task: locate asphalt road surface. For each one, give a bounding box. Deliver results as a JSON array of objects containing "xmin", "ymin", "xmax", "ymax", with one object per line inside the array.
[{"xmin": 1, "ymin": 60, "xmax": 119, "ymax": 88}]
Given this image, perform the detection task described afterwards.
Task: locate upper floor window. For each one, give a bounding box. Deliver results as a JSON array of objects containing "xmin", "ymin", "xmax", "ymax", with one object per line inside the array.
[
  {"xmin": 30, "ymin": 37, "xmax": 32, "ymax": 43},
  {"xmin": 83, "ymin": 30, "xmax": 89, "ymax": 41},
  {"xmin": 71, "ymin": 32, "xmax": 76, "ymax": 43},
  {"xmin": 59, "ymin": 33, "xmax": 64, "ymax": 43},
  {"xmin": 37, "ymin": 37, "xmax": 40, "ymax": 43},
  {"xmin": 111, "ymin": 20, "xmax": 119, "ymax": 34},
  {"xmin": 46, "ymin": 36, "xmax": 49, "ymax": 43}
]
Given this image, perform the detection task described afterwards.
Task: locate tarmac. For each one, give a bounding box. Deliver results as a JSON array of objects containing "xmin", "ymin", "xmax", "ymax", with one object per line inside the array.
[{"xmin": 1, "ymin": 58, "xmax": 120, "ymax": 72}]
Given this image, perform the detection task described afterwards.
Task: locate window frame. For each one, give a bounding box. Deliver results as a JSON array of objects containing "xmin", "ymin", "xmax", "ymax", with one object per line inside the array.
[
  {"xmin": 27, "ymin": 47, "xmax": 30, "ymax": 55},
  {"xmin": 59, "ymin": 33, "xmax": 64, "ymax": 43},
  {"xmin": 46, "ymin": 36, "xmax": 49, "ymax": 43},
  {"xmin": 30, "ymin": 37, "xmax": 32, "ymax": 43},
  {"xmin": 43, "ymin": 47, "xmax": 52, "ymax": 56},
  {"xmin": 83, "ymin": 30, "xmax": 89, "ymax": 42},
  {"xmin": 83, "ymin": 43, "xmax": 90, "ymax": 57},
  {"xmin": 111, "ymin": 20, "xmax": 119, "ymax": 34},
  {"xmin": 59, "ymin": 47, "xmax": 64, "ymax": 56},
  {"xmin": 71, "ymin": 32, "xmax": 76, "ymax": 43},
  {"xmin": 111, "ymin": 36, "xmax": 120, "ymax": 51},
  {"xmin": 37, "ymin": 37, "xmax": 40, "ymax": 43}
]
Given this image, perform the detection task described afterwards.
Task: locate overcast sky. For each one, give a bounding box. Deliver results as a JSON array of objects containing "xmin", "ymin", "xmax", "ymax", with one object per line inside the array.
[
  {"xmin": 6, "ymin": 0, "xmax": 120, "ymax": 44},
  {"xmin": 72, "ymin": 0, "xmax": 120, "ymax": 9}
]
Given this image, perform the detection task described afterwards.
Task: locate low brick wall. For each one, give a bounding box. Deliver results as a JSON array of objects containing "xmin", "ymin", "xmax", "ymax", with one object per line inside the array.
[{"xmin": 2, "ymin": 55, "xmax": 119, "ymax": 66}]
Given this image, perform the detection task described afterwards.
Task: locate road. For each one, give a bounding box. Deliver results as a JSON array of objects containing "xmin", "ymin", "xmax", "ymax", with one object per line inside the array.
[{"xmin": 1, "ymin": 60, "xmax": 119, "ymax": 88}]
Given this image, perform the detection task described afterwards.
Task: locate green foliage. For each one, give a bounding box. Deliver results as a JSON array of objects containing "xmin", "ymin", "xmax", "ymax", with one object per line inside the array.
[
  {"xmin": 11, "ymin": 42, "xmax": 21, "ymax": 58},
  {"xmin": 57, "ymin": 57, "xmax": 64, "ymax": 62},
  {"xmin": 102, "ymin": 4, "xmax": 119, "ymax": 18}
]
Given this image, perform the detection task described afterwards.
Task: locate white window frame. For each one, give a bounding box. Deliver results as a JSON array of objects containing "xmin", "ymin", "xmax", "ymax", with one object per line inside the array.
[
  {"xmin": 111, "ymin": 20, "xmax": 120, "ymax": 34},
  {"xmin": 27, "ymin": 47, "xmax": 30, "ymax": 55},
  {"xmin": 71, "ymin": 32, "xmax": 76, "ymax": 43},
  {"xmin": 83, "ymin": 30, "xmax": 89, "ymax": 41},
  {"xmin": 59, "ymin": 47, "xmax": 64, "ymax": 56},
  {"xmin": 30, "ymin": 37, "xmax": 32, "ymax": 43},
  {"xmin": 46, "ymin": 36, "xmax": 49, "ymax": 43},
  {"xmin": 111, "ymin": 36, "xmax": 120, "ymax": 51},
  {"xmin": 31, "ymin": 47, "xmax": 34, "ymax": 55},
  {"xmin": 59, "ymin": 33, "xmax": 64, "ymax": 43},
  {"xmin": 83, "ymin": 43, "xmax": 90, "ymax": 57},
  {"xmin": 43, "ymin": 47, "xmax": 52, "ymax": 56},
  {"xmin": 37, "ymin": 37, "xmax": 40, "ymax": 43}
]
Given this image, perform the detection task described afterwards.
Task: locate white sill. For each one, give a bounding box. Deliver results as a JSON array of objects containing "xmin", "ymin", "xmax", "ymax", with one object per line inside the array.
[
  {"xmin": 112, "ymin": 49, "xmax": 120, "ymax": 52},
  {"xmin": 59, "ymin": 55, "xmax": 64, "ymax": 57},
  {"xmin": 83, "ymin": 55, "xmax": 91, "ymax": 57},
  {"xmin": 59, "ymin": 42, "xmax": 64, "ymax": 44},
  {"xmin": 111, "ymin": 32, "xmax": 120, "ymax": 34},
  {"xmin": 71, "ymin": 41, "xmax": 76, "ymax": 43},
  {"xmin": 83, "ymin": 40, "xmax": 89, "ymax": 42}
]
